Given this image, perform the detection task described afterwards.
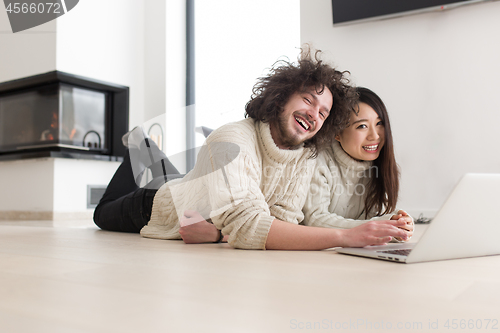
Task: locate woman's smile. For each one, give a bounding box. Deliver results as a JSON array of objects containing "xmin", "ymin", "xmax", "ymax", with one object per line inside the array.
[
  {"xmin": 362, "ymin": 144, "xmax": 380, "ymax": 152},
  {"xmin": 336, "ymin": 102, "xmax": 385, "ymax": 161}
]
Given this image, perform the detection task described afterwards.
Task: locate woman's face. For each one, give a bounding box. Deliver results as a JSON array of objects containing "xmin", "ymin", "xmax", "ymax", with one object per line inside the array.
[{"xmin": 335, "ymin": 102, "xmax": 385, "ymax": 161}]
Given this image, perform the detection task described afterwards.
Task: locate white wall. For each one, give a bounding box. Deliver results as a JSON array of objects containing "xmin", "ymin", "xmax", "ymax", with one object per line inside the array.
[
  {"xmin": 0, "ymin": 5, "xmax": 56, "ymax": 82},
  {"xmin": 301, "ymin": 0, "xmax": 500, "ymax": 217},
  {"xmin": 0, "ymin": 159, "xmax": 55, "ymax": 213}
]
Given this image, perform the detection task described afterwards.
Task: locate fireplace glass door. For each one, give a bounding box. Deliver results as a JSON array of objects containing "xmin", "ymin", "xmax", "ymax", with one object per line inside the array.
[{"xmin": 0, "ymin": 83, "xmax": 108, "ymax": 154}]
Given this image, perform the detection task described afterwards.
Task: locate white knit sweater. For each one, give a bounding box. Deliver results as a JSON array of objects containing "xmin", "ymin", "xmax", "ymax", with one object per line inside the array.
[
  {"xmin": 141, "ymin": 118, "xmax": 315, "ymax": 249},
  {"xmin": 303, "ymin": 140, "xmax": 397, "ymax": 229}
]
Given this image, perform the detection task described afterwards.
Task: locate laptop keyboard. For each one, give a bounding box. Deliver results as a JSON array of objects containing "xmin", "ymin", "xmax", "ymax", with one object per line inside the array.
[{"xmin": 377, "ymin": 249, "xmax": 412, "ymax": 256}]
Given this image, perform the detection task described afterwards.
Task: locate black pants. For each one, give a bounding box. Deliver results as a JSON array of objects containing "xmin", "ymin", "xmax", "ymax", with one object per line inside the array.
[{"xmin": 93, "ymin": 145, "xmax": 180, "ymax": 233}]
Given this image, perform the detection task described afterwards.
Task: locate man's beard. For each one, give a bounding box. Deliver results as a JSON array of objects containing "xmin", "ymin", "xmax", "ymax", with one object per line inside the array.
[{"xmin": 272, "ymin": 115, "xmax": 304, "ymax": 150}]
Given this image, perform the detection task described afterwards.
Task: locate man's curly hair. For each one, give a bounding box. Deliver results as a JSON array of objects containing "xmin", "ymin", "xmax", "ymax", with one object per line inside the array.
[{"xmin": 245, "ymin": 47, "xmax": 358, "ymax": 155}]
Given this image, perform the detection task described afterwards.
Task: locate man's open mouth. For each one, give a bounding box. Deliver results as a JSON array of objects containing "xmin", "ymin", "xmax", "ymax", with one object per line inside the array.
[{"xmin": 295, "ymin": 116, "xmax": 310, "ymax": 130}]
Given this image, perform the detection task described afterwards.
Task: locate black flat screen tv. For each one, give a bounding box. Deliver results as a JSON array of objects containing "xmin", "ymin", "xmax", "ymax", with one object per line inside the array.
[{"xmin": 332, "ymin": 0, "xmax": 495, "ymax": 26}]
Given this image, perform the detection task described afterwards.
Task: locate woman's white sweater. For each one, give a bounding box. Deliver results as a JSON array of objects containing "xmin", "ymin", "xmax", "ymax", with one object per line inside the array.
[
  {"xmin": 141, "ymin": 118, "xmax": 315, "ymax": 250},
  {"xmin": 303, "ymin": 140, "xmax": 397, "ymax": 229}
]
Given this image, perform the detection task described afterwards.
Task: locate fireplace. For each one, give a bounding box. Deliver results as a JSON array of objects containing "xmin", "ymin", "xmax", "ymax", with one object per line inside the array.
[{"xmin": 0, "ymin": 71, "xmax": 129, "ymax": 161}]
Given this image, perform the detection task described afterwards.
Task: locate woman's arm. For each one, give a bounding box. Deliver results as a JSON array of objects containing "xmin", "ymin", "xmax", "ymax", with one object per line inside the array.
[
  {"xmin": 303, "ymin": 159, "xmax": 370, "ymax": 230},
  {"xmin": 303, "ymin": 158, "xmax": 413, "ymax": 241}
]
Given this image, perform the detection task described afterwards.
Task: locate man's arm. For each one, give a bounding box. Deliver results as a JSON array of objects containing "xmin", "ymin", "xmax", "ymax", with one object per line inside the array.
[
  {"xmin": 265, "ymin": 218, "xmax": 409, "ymax": 250},
  {"xmin": 178, "ymin": 212, "xmax": 409, "ymax": 249}
]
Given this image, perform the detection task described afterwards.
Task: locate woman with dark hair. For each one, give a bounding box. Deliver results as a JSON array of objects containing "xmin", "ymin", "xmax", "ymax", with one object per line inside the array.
[{"xmin": 302, "ymin": 87, "xmax": 413, "ymax": 240}]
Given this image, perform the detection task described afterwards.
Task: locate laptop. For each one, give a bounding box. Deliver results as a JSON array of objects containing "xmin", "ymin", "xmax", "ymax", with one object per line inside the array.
[{"xmin": 335, "ymin": 173, "xmax": 500, "ymax": 264}]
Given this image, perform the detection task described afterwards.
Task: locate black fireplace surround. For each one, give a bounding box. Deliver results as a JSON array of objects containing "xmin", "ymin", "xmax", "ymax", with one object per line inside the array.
[{"xmin": 0, "ymin": 71, "xmax": 129, "ymax": 161}]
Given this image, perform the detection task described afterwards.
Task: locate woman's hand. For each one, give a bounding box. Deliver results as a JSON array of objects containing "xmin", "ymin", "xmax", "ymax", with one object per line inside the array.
[
  {"xmin": 178, "ymin": 210, "xmax": 221, "ymax": 244},
  {"xmin": 342, "ymin": 220, "xmax": 409, "ymax": 247},
  {"xmin": 390, "ymin": 210, "xmax": 414, "ymax": 241}
]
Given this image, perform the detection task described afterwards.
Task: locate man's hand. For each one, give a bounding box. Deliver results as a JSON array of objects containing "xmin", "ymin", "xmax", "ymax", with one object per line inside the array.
[
  {"xmin": 390, "ymin": 210, "xmax": 414, "ymax": 241},
  {"xmin": 178, "ymin": 210, "xmax": 220, "ymax": 244},
  {"xmin": 342, "ymin": 220, "xmax": 409, "ymax": 247}
]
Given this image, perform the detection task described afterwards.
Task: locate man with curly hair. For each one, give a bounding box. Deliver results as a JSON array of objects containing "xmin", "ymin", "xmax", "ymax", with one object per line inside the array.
[{"xmin": 94, "ymin": 48, "xmax": 408, "ymax": 250}]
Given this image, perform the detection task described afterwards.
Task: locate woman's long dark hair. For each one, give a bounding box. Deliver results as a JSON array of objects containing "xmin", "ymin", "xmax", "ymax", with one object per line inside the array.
[{"xmin": 357, "ymin": 87, "xmax": 400, "ymax": 217}]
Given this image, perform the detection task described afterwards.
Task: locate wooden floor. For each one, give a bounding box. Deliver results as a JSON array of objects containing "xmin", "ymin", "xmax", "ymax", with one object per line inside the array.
[{"xmin": 1, "ymin": 220, "xmax": 500, "ymax": 333}]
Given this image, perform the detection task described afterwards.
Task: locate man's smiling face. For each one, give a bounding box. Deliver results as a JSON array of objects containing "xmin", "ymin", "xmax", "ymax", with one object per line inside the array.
[{"xmin": 270, "ymin": 87, "xmax": 333, "ymax": 150}]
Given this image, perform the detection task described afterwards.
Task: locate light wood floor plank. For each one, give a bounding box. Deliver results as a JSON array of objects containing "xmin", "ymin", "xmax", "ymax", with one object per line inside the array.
[{"xmin": 1, "ymin": 221, "xmax": 500, "ymax": 332}]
